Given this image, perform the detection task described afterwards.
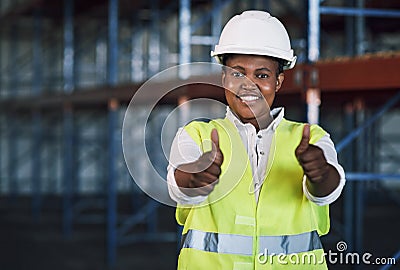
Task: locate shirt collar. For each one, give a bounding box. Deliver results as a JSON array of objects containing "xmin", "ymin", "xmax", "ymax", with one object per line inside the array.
[{"xmin": 226, "ymin": 106, "xmax": 284, "ymax": 132}]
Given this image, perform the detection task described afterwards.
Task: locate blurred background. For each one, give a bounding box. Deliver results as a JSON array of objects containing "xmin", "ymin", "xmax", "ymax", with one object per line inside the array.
[{"xmin": 0, "ymin": 0, "xmax": 399, "ymax": 269}]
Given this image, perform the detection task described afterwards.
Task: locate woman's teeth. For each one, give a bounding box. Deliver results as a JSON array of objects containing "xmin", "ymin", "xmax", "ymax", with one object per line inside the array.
[{"xmin": 239, "ymin": 95, "xmax": 259, "ymax": 101}]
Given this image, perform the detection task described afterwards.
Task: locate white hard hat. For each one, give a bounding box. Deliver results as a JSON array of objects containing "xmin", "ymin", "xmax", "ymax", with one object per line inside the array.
[{"xmin": 211, "ymin": 10, "xmax": 297, "ymax": 70}]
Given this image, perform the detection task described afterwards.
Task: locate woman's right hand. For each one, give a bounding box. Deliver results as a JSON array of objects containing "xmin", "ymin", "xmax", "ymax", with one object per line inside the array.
[{"xmin": 174, "ymin": 129, "xmax": 224, "ymax": 197}]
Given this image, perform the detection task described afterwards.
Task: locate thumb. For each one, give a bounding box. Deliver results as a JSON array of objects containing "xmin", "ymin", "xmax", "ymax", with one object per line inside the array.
[
  {"xmin": 295, "ymin": 124, "xmax": 310, "ymax": 157},
  {"xmin": 211, "ymin": 129, "xmax": 220, "ymax": 151},
  {"xmin": 210, "ymin": 129, "xmax": 223, "ymax": 166}
]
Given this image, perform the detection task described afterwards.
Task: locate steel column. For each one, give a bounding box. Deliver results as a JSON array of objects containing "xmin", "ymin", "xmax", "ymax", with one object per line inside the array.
[
  {"xmin": 190, "ymin": 0, "xmax": 232, "ymax": 34},
  {"xmin": 144, "ymin": 117, "xmax": 157, "ymax": 234},
  {"xmin": 308, "ymin": 0, "xmax": 320, "ymax": 62},
  {"xmin": 355, "ymin": 0, "xmax": 366, "ymax": 55},
  {"xmin": 307, "ymin": 0, "xmax": 321, "ymax": 124},
  {"xmin": 7, "ymin": 21, "xmax": 18, "ymax": 199},
  {"xmin": 31, "ymin": 110, "xmax": 42, "ymax": 222},
  {"xmin": 9, "ymin": 22, "xmax": 18, "ymax": 97},
  {"xmin": 33, "ymin": 8, "xmax": 42, "ymax": 95},
  {"xmin": 148, "ymin": 0, "xmax": 160, "ymax": 76},
  {"xmin": 107, "ymin": 99, "xmax": 118, "ymax": 267},
  {"xmin": 96, "ymin": 35, "xmax": 107, "ymax": 84},
  {"xmin": 0, "ymin": 115, "xmax": 2, "ymax": 193},
  {"xmin": 63, "ymin": 0, "xmax": 74, "ymax": 93},
  {"xmin": 306, "ymin": 88, "xmax": 321, "ymax": 124},
  {"xmin": 179, "ymin": 0, "xmax": 191, "ymax": 78},
  {"xmin": 345, "ymin": 0, "xmax": 355, "ymax": 56},
  {"xmin": 62, "ymin": 105, "xmax": 74, "ymax": 237},
  {"xmin": 211, "ymin": 0, "xmax": 222, "ymax": 42},
  {"xmin": 31, "ymin": 8, "xmax": 43, "ymax": 222},
  {"xmin": 211, "ymin": 0, "xmax": 222, "ymax": 62},
  {"xmin": 147, "ymin": 112, "xmax": 170, "ymax": 233},
  {"xmin": 131, "ymin": 21, "xmax": 144, "ymax": 82},
  {"xmin": 260, "ymin": 0, "xmax": 270, "ymax": 11},
  {"xmin": 354, "ymin": 100, "xmax": 365, "ymax": 257},
  {"xmin": 7, "ymin": 112, "xmax": 17, "ymax": 201},
  {"xmin": 107, "ymin": 0, "xmax": 119, "ymax": 266},
  {"xmin": 108, "ymin": 0, "xmax": 119, "ymax": 86},
  {"xmin": 343, "ymin": 103, "xmax": 355, "ymax": 252},
  {"xmin": 48, "ymin": 29, "xmax": 58, "ymax": 90},
  {"xmin": 0, "ymin": 15, "xmax": 2, "ymax": 96}
]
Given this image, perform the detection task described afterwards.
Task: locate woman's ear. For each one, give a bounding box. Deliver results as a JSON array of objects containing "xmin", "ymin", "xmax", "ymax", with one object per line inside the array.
[
  {"xmin": 275, "ymin": 73, "xmax": 285, "ymax": 93},
  {"xmin": 221, "ymin": 70, "xmax": 226, "ymax": 87}
]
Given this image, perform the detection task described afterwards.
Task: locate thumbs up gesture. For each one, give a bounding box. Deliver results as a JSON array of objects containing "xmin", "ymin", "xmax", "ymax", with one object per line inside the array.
[
  {"xmin": 175, "ymin": 129, "xmax": 224, "ymax": 196},
  {"xmin": 295, "ymin": 124, "xmax": 329, "ymax": 184}
]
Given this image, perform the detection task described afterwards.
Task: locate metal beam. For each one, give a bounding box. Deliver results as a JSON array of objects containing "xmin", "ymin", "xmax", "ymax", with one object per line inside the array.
[
  {"xmin": 1, "ymin": 55, "xmax": 400, "ymax": 111},
  {"xmin": 320, "ymin": 6, "xmax": 400, "ymax": 18},
  {"xmin": 190, "ymin": 35, "xmax": 218, "ymax": 45},
  {"xmin": 316, "ymin": 55, "xmax": 400, "ymax": 91},
  {"xmin": 345, "ymin": 173, "xmax": 400, "ymax": 181}
]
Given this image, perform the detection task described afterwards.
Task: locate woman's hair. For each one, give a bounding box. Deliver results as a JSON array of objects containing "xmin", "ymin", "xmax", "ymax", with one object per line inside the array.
[{"xmin": 221, "ymin": 54, "xmax": 284, "ymax": 77}]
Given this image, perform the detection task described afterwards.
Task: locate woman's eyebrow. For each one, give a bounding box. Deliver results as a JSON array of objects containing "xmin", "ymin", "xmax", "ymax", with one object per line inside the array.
[
  {"xmin": 255, "ymin": 67, "xmax": 272, "ymax": 72},
  {"xmin": 230, "ymin": 65, "xmax": 245, "ymax": 71},
  {"xmin": 229, "ymin": 66, "xmax": 273, "ymax": 73}
]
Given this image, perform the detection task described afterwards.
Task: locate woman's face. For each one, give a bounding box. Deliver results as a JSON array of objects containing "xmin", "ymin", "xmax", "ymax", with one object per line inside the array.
[{"xmin": 223, "ymin": 54, "xmax": 284, "ymax": 130}]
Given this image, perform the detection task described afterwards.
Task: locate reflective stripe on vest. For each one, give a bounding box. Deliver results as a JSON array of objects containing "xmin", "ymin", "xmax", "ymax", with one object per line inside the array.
[
  {"xmin": 258, "ymin": 230, "xmax": 322, "ymax": 255},
  {"xmin": 181, "ymin": 229, "xmax": 253, "ymax": 256},
  {"xmin": 182, "ymin": 229, "xmax": 322, "ymax": 256}
]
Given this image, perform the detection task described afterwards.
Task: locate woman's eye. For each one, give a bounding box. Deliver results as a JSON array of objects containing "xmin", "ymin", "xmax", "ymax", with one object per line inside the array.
[
  {"xmin": 232, "ymin": 72, "xmax": 244, "ymax": 78},
  {"xmin": 257, "ymin": 74, "xmax": 269, "ymax": 79}
]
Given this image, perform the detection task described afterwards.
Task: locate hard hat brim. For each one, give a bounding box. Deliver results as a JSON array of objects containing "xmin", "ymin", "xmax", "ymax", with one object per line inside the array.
[{"xmin": 211, "ymin": 46, "xmax": 297, "ymax": 70}]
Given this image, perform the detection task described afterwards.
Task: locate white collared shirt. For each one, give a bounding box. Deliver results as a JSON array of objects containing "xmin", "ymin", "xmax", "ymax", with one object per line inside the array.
[{"xmin": 167, "ymin": 107, "xmax": 346, "ymax": 205}]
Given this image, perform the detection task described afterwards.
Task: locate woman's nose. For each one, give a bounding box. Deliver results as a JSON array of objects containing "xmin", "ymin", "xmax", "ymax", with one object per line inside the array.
[{"xmin": 241, "ymin": 78, "xmax": 257, "ymax": 91}]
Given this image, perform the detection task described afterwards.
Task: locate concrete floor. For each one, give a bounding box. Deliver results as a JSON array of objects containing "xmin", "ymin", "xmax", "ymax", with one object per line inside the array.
[{"xmin": 0, "ymin": 193, "xmax": 399, "ymax": 270}]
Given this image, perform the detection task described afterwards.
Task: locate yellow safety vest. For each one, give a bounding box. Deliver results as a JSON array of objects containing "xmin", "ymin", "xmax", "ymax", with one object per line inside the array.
[{"xmin": 176, "ymin": 118, "xmax": 330, "ymax": 270}]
